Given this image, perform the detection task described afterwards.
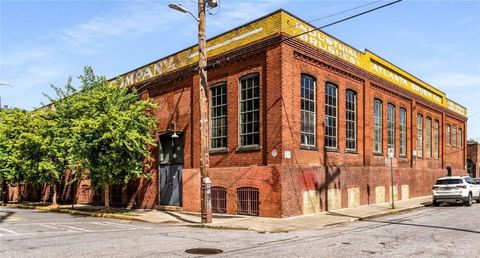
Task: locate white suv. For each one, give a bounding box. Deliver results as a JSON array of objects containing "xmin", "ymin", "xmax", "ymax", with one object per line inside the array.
[{"xmin": 432, "ymin": 176, "xmax": 480, "ymax": 206}]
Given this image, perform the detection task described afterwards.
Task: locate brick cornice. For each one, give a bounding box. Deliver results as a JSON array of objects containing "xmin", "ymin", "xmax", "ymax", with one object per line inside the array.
[{"xmin": 293, "ymin": 51, "xmax": 364, "ymax": 84}]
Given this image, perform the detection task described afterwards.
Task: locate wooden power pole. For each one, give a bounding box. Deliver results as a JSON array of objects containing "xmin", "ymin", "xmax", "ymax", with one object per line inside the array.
[{"xmin": 198, "ymin": 0, "xmax": 212, "ymax": 224}]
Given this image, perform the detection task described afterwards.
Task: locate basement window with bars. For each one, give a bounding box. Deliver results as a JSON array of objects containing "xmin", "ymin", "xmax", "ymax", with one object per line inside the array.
[
  {"xmin": 399, "ymin": 108, "xmax": 407, "ymax": 157},
  {"xmin": 300, "ymin": 74, "xmax": 316, "ymax": 147},
  {"xmin": 210, "ymin": 82, "xmax": 228, "ymax": 150},
  {"xmin": 387, "ymin": 104, "xmax": 395, "ymax": 155},
  {"xmin": 425, "ymin": 117, "xmax": 432, "ymax": 158},
  {"xmin": 324, "ymin": 83, "xmax": 338, "ymax": 149},
  {"xmin": 345, "ymin": 90, "xmax": 357, "ymax": 151},
  {"xmin": 417, "ymin": 114, "xmax": 423, "ymax": 158},
  {"xmin": 373, "ymin": 99, "xmax": 383, "ymax": 154},
  {"xmin": 211, "ymin": 186, "xmax": 227, "ymax": 213},
  {"xmin": 239, "ymin": 74, "xmax": 260, "ymax": 147},
  {"xmin": 237, "ymin": 187, "xmax": 259, "ymax": 216}
]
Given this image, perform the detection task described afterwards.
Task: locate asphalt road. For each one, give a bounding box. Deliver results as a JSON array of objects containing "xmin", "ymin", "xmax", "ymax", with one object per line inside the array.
[{"xmin": 1, "ymin": 203, "xmax": 479, "ymax": 257}]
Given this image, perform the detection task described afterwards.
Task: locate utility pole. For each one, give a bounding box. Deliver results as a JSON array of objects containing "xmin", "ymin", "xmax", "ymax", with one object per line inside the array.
[
  {"xmin": 169, "ymin": 0, "xmax": 218, "ymax": 224},
  {"xmin": 198, "ymin": 0, "xmax": 212, "ymax": 224}
]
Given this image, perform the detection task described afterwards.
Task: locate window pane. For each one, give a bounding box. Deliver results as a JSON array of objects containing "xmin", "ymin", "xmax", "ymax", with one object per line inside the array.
[
  {"xmin": 325, "ymin": 83, "xmax": 337, "ymax": 148},
  {"xmin": 417, "ymin": 114, "xmax": 423, "ymax": 158},
  {"xmin": 399, "ymin": 108, "xmax": 407, "ymax": 156},
  {"xmin": 446, "ymin": 125, "xmax": 450, "ymax": 145},
  {"xmin": 210, "ymin": 83, "xmax": 228, "ymax": 149},
  {"xmin": 387, "ymin": 104, "xmax": 395, "ymax": 155},
  {"xmin": 373, "ymin": 100, "xmax": 382, "ymax": 153},
  {"xmin": 425, "ymin": 117, "xmax": 431, "ymax": 158},
  {"xmin": 240, "ymin": 75, "xmax": 260, "ymax": 146},
  {"xmin": 301, "ymin": 75, "xmax": 316, "ymax": 147},
  {"xmin": 346, "ymin": 90, "xmax": 356, "ymax": 150}
]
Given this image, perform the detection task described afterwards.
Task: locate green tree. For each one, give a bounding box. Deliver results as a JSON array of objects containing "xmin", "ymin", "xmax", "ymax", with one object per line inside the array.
[
  {"xmin": 0, "ymin": 108, "xmax": 30, "ymax": 202},
  {"xmin": 71, "ymin": 68, "xmax": 157, "ymax": 209}
]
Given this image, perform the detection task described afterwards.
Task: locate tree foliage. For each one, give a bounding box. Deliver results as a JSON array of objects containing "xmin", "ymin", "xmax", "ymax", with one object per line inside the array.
[{"xmin": 0, "ymin": 67, "xmax": 158, "ymax": 207}]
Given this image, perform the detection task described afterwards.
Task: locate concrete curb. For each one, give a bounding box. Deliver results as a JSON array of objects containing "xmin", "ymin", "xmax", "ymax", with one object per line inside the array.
[
  {"xmin": 1, "ymin": 203, "xmax": 143, "ymax": 222},
  {"xmin": 2, "ymin": 201, "xmax": 431, "ymax": 233},
  {"xmin": 192, "ymin": 203, "xmax": 430, "ymax": 233}
]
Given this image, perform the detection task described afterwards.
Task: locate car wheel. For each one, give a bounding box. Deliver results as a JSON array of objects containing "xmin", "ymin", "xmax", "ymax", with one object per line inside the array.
[
  {"xmin": 432, "ymin": 200, "xmax": 440, "ymax": 207},
  {"xmin": 465, "ymin": 193, "xmax": 472, "ymax": 207}
]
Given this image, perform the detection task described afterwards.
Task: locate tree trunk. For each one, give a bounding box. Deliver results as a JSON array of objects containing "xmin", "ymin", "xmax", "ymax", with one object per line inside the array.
[
  {"xmin": 52, "ymin": 183, "xmax": 58, "ymax": 205},
  {"xmin": 104, "ymin": 184, "xmax": 110, "ymax": 210}
]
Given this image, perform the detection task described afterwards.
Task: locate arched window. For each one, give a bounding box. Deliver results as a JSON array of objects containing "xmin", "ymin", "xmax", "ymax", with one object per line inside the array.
[
  {"xmin": 373, "ymin": 99, "xmax": 383, "ymax": 154},
  {"xmin": 211, "ymin": 186, "xmax": 227, "ymax": 213},
  {"xmin": 345, "ymin": 90, "xmax": 357, "ymax": 151},
  {"xmin": 417, "ymin": 114, "xmax": 423, "ymax": 158},
  {"xmin": 237, "ymin": 187, "xmax": 259, "ymax": 216},
  {"xmin": 325, "ymin": 83, "xmax": 338, "ymax": 149},
  {"xmin": 301, "ymin": 74, "xmax": 316, "ymax": 147},
  {"xmin": 387, "ymin": 104, "xmax": 395, "ymax": 155}
]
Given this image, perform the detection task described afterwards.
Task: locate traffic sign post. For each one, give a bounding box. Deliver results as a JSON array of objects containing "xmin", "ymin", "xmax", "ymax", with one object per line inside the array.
[{"xmin": 388, "ymin": 148, "xmax": 395, "ymax": 209}]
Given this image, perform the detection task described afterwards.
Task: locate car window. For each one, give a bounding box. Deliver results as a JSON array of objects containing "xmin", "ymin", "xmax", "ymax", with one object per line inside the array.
[{"xmin": 435, "ymin": 179, "xmax": 463, "ymax": 185}]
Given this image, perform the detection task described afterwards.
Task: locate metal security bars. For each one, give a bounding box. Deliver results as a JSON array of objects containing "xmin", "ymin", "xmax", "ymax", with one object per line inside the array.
[
  {"xmin": 387, "ymin": 104, "xmax": 395, "ymax": 155},
  {"xmin": 301, "ymin": 75, "xmax": 316, "ymax": 147},
  {"xmin": 345, "ymin": 90, "xmax": 356, "ymax": 151},
  {"xmin": 239, "ymin": 74, "xmax": 260, "ymax": 147},
  {"xmin": 237, "ymin": 187, "xmax": 259, "ymax": 216},
  {"xmin": 325, "ymin": 83, "xmax": 338, "ymax": 149},
  {"xmin": 211, "ymin": 186, "xmax": 227, "ymax": 213},
  {"xmin": 373, "ymin": 99, "xmax": 382, "ymax": 154},
  {"xmin": 210, "ymin": 82, "xmax": 227, "ymax": 149}
]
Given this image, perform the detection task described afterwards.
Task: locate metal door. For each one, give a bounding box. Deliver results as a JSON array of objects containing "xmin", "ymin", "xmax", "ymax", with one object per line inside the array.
[{"xmin": 159, "ymin": 133, "xmax": 184, "ymax": 206}]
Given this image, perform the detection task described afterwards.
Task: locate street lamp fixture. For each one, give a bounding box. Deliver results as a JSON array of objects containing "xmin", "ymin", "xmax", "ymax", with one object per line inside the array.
[{"xmin": 168, "ymin": 3, "xmax": 199, "ymax": 22}]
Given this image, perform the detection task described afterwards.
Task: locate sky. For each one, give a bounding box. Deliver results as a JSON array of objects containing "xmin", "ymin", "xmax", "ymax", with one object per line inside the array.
[{"xmin": 1, "ymin": 0, "xmax": 479, "ymax": 140}]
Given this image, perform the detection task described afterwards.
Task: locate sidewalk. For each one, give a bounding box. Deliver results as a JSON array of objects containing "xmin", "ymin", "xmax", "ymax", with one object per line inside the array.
[{"xmin": 2, "ymin": 196, "xmax": 432, "ymax": 233}]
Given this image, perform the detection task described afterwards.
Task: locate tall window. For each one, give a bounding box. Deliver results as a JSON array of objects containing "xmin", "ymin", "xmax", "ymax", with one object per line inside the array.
[
  {"xmin": 417, "ymin": 114, "xmax": 423, "ymax": 158},
  {"xmin": 458, "ymin": 128, "xmax": 463, "ymax": 148},
  {"xmin": 239, "ymin": 74, "xmax": 260, "ymax": 147},
  {"xmin": 452, "ymin": 126, "xmax": 457, "ymax": 147},
  {"xmin": 301, "ymin": 75, "xmax": 316, "ymax": 147},
  {"xmin": 210, "ymin": 82, "xmax": 227, "ymax": 149},
  {"xmin": 387, "ymin": 104, "xmax": 395, "ymax": 155},
  {"xmin": 446, "ymin": 125, "xmax": 450, "ymax": 145},
  {"xmin": 425, "ymin": 117, "xmax": 432, "ymax": 158},
  {"xmin": 346, "ymin": 90, "xmax": 357, "ymax": 151},
  {"xmin": 373, "ymin": 99, "xmax": 383, "ymax": 153},
  {"xmin": 399, "ymin": 108, "xmax": 407, "ymax": 156},
  {"xmin": 433, "ymin": 120, "xmax": 439, "ymax": 159},
  {"xmin": 325, "ymin": 83, "xmax": 338, "ymax": 148}
]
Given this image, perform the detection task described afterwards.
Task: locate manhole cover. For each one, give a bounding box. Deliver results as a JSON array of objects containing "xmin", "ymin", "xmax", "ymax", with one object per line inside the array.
[{"xmin": 185, "ymin": 248, "xmax": 223, "ymax": 255}]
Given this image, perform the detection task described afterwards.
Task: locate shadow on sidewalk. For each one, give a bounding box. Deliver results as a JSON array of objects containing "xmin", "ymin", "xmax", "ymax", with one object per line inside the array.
[{"xmin": 362, "ymin": 219, "xmax": 480, "ymax": 234}]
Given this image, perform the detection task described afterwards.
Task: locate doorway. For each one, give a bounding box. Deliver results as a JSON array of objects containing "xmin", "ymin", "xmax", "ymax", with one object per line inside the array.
[{"xmin": 159, "ymin": 133, "xmax": 184, "ymax": 206}]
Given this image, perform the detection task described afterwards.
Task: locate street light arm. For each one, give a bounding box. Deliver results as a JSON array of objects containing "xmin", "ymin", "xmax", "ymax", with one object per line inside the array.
[{"xmin": 168, "ymin": 3, "xmax": 199, "ymax": 22}]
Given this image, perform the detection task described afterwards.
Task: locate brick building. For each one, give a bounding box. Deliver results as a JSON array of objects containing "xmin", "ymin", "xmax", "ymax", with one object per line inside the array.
[
  {"xmin": 467, "ymin": 142, "xmax": 479, "ymax": 178},
  {"xmin": 74, "ymin": 10, "xmax": 467, "ymax": 217}
]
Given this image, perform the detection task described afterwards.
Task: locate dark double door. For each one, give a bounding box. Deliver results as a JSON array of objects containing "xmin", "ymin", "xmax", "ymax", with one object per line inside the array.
[{"xmin": 159, "ymin": 133, "xmax": 184, "ymax": 206}]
